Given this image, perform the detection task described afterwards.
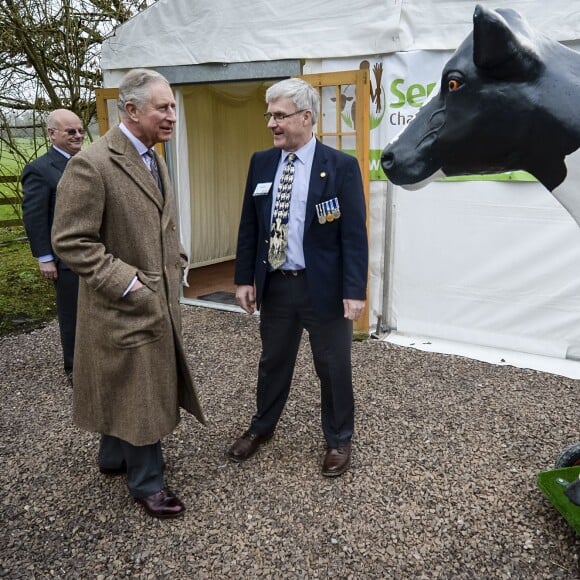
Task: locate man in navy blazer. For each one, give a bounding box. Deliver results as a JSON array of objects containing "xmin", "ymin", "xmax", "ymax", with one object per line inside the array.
[
  {"xmin": 22, "ymin": 109, "xmax": 83, "ymax": 382},
  {"xmin": 228, "ymin": 78, "xmax": 368, "ymax": 477}
]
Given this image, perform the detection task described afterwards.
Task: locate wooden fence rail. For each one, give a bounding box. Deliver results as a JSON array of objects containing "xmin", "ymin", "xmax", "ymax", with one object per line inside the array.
[
  {"xmin": 0, "ymin": 174, "xmax": 22, "ymax": 227},
  {"xmin": 0, "ymin": 197, "xmax": 20, "ymax": 205}
]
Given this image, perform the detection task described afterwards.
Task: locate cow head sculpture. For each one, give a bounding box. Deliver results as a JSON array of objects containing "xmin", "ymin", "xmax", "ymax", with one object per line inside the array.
[{"xmin": 381, "ymin": 4, "xmax": 580, "ymax": 192}]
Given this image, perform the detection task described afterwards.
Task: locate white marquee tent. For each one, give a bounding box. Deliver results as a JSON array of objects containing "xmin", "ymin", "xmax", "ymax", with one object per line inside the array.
[{"xmin": 101, "ymin": 0, "xmax": 580, "ymax": 378}]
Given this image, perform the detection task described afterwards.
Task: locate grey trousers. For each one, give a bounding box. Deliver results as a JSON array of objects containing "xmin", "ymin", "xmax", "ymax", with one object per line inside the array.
[
  {"xmin": 54, "ymin": 265, "xmax": 78, "ymax": 373},
  {"xmin": 98, "ymin": 434, "xmax": 164, "ymax": 498}
]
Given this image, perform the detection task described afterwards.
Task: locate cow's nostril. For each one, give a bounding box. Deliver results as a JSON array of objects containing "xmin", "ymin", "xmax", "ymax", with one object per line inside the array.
[{"xmin": 381, "ymin": 151, "xmax": 395, "ymax": 170}]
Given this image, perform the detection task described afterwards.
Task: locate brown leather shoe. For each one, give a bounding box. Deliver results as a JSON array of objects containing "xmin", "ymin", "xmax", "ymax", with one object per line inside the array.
[
  {"xmin": 134, "ymin": 488, "xmax": 185, "ymax": 519},
  {"xmin": 227, "ymin": 430, "xmax": 274, "ymax": 462},
  {"xmin": 322, "ymin": 442, "xmax": 352, "ymax": 477}
]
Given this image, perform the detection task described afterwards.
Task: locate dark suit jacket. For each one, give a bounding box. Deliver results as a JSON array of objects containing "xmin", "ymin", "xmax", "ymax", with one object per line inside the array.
[
  {"xmin": 235, "ymin": 140, "xmax": 368, "ymax": 320},
  {"xmin": 22, "ymin": 146, "xmax": 70, "ymax": 268}
]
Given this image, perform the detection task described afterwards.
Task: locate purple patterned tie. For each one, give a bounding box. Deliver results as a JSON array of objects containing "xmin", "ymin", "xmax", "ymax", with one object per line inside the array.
[{"xmin": 146, "ymin": 150, "xmax": 162, "ymax": 192}]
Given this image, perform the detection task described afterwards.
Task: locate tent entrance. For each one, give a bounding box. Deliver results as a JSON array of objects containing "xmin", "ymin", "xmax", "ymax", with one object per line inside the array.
[
  {"xmin": 178, "ymin": 81, "xmax": 273, "ymax": 311},
  {"xmin": 183, "ymin": 260, "xmax": 236, "ymax": 307}
]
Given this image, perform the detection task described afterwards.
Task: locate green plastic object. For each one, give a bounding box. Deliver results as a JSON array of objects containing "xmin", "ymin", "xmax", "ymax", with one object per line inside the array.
[{"xmin": 537, "ymin": 466, "xmax": 580, "ymax": 535}]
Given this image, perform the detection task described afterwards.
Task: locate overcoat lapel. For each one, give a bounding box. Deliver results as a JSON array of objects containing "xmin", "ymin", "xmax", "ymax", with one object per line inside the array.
[
  {"xmin": 106, "ymin": 127, "xmax": 164, "ymax": 211},
  {"xmin": 158, "ymin": 153, "xmax": 174, "ymax": 229}
]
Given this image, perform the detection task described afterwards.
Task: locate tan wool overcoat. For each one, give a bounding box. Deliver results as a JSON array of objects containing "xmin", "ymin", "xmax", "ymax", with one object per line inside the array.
[{"xmin": 52, "ymin": 126, "xmax": 205, "ymax": 446}]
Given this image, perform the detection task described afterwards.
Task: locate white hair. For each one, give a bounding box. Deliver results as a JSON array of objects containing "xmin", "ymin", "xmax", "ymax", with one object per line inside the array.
[
  {"xmin": 117, "ymin": 69, "xmax": 169, "ymax": 115},
  {"xmin": 266, "ymin": 78, "xmax": 319, "ymax": 124}
]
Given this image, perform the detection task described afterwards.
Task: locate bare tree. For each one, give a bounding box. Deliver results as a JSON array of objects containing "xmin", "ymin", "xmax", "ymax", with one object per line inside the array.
[{"xmin": 0, "ymin": 0, "xmax": 151, "ymax": 221}]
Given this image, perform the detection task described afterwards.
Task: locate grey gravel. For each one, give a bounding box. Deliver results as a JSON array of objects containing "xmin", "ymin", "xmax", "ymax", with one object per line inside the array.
[{"xmin": 1, "ymin": 305, "xmax": 578, "ymax": 579}]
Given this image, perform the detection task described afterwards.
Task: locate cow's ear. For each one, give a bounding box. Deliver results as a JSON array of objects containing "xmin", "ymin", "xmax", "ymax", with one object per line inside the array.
[{"xmin": 472, "ymin": 4, "xmax": 541, "ymax": 79}]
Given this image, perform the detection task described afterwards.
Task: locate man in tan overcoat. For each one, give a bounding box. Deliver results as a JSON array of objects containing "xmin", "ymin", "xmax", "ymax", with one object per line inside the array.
[{"xmin": 52, "ymin": 69, "xmax": 205, "ymax": 519}]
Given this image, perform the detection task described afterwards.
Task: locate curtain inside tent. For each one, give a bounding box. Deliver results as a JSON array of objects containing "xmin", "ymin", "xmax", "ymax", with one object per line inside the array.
[{"xmin": 178, "ymin": 82, "xmax": 273, "ymax": 268}]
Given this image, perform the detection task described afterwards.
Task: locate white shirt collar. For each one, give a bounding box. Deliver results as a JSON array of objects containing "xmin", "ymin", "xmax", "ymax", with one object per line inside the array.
[
  {"xmin": 119, "ymin": 122, "xmax": 150, "ymax": 157},
  {"xmin": 281, "ymin": 134, "xmax": 316, "ymax": 164},
  {"xmin": 52, "ymin": 145, "xmax": 71, "ymax": 159}
]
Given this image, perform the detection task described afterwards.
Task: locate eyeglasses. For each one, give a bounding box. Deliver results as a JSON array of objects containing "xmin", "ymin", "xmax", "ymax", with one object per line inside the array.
[
  {"xmin": 50, "ymin": 128, "xmax": 85, "ymax": 136},
  {"xmin": 263, "ymin": 109, "xmax": 307, "ymax": 123}
]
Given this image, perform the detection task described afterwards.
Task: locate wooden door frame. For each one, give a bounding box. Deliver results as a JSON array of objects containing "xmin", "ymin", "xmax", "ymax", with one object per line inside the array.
[
  {"xmin": 300, "ymin": 70, "xmax": 371, "ymax": 333},
  {"xmin": 95, "ymin": 88, "xmax": 165, "ymax": 157}
]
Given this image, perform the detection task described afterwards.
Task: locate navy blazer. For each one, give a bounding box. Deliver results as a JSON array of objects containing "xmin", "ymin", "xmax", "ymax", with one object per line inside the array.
[
  {"xmin": 235, "ymin": 140, "xmax": 368, "ymax": 320},
  {"xmin": 22, "ymin": 146, "xmax": 69, "ymax": 266}
]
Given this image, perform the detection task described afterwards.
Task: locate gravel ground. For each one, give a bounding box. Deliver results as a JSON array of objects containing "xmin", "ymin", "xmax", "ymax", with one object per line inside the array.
[{"xmin": 1, "ymin": 305, "xmax": 579, "ymax": 579}]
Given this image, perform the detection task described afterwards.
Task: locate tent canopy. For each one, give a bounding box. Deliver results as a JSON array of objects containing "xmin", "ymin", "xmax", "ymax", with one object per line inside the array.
[{"xmin": 101, "ymin": 0, "xmax": 580, "ymax": 72}]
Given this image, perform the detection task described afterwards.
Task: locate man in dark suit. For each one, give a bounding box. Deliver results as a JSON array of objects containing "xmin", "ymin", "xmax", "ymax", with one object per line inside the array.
[
  {"xmin": 228, "ymin": 78, "xmax": 368, "ymax": 477},
  {"xmin": 22, "ymin": 109, "xmax": 83, "ymax": 383}
]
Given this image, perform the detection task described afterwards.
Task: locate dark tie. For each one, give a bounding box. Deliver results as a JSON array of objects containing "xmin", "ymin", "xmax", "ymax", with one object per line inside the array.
[
  {"xmin": 146, "ymin": 150, "xmax": 162, "ymax": 192},
  {"xmin": 268, "ymin": 153, "xmax": 297, "ymax": 270}
]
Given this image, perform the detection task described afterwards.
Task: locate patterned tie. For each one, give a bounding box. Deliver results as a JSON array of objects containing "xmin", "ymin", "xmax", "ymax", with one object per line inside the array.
[
  {"xmin": 146, "ymin": 149, "xmax": 162, "ymax": 192},
  {"xmin": 268, "ymin": 153, "xmax": 297, "ymax": 270}
]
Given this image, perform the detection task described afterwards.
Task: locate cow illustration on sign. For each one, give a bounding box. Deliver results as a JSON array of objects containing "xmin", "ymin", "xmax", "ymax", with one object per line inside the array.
[
  {"xmin": 332, "ymin": 60, "xmax": 385, "ymax": 130},
  {"xmin": 380, "ymin": 4, "xmax": 580, "ymax": 509}
]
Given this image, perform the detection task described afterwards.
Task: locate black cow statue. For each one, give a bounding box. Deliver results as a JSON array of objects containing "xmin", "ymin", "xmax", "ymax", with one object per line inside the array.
[
  {"xmin": 381, "ymin": 4, "xmax": 580, "ymax": 508},
  {"xmin": 381, "ymin": 3, "xmax": 580, "ymax": 228}
]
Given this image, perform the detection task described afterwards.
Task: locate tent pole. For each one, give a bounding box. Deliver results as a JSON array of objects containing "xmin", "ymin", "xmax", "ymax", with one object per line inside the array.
[{"xmin": 377, "ymin": 181, "xmax": 396, "ymax": 336}]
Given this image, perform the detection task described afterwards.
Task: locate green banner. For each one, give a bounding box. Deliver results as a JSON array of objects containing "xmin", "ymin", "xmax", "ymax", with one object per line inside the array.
[{"xmin": 349, "ymin": 150, "xmax": 537, "ymax": 182}]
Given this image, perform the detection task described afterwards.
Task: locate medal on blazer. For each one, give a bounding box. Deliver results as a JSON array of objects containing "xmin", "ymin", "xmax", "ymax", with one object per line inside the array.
[
  {"xmin": 332, "ymin": 198, "xmax": 341, "ymax": 219},
  {"xmin": 316, "ymin": 197, "xmax": 341, "ymax": 224},
  {"xmin": 325, "ymin": 200, "xmax": 335, "ymax": 222}
]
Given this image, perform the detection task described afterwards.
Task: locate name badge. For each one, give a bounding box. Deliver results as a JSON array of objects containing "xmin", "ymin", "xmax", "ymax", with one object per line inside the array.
[{"xmin": 253, "ymin": 182, "xmax": 272, "ymax": 196}]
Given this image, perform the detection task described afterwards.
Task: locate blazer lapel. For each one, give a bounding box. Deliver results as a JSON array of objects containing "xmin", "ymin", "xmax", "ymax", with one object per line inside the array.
[
  {"xmin": 260, "ymin": 149, "xmax": 282, "ymax": 229},
  {"xmin": 48, "ymin": 147, "xmax": 68, "ymax": 173},
  {"xmin": 305, "ymin": 141, "xmax": 328, "ymax": 228}
]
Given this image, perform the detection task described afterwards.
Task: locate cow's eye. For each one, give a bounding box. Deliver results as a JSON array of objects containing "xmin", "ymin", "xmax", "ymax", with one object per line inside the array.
[{"xmin": 448, "ymin": 78, "xmax": 462, "ymax": 92}]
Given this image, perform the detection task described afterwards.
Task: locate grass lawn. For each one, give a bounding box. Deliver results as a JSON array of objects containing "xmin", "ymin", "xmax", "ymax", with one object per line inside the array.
[
  {"xmin": 0, "ymin": 204, "xmax": 20, "ymax": 221},
  {"xmin": 1, "ymin": 136, "xmax": 47, "ymax": 175},
  {"xmin": 0, "ymin": 139, "xmax": 56, "ymax": 335},
  {"xmin": 0, "ymin": 226, "xmax": 56, "ymax": 336}
]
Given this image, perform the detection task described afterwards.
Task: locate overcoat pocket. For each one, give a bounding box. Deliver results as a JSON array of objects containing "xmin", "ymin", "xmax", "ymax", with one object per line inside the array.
[{"xmin": 107, "ymin": 286, "xmax": 166, "ymax": 349}]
